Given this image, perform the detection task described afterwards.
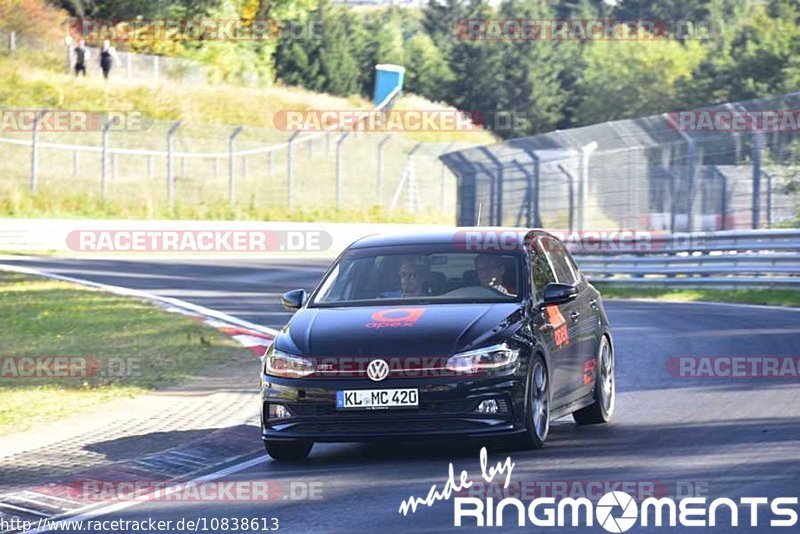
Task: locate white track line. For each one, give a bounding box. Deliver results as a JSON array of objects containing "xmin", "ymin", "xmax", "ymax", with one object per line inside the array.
[
  {"xmin": 19, "ymin": 455, "xmax": 269, "ymax": 533},
  {"xmin": 0, "ymin": 262, "xmax": 275, "ymax": 533},
  {"xmin": 0, "ymin": 263, "xmax": 279, "ymax": 337}
]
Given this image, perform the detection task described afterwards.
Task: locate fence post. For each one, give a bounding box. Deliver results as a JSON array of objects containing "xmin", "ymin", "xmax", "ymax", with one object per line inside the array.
[
  {"xmin": 101, "ymin": 118, "xmax": 116, "ymax": 199},
  {"xmin": 30, "ymin": 110, "xmax": 45, "ymax": 195},
  {"xmin": 439, "ymin": 143, "xmax": 454, "ymax": 212},
  {"xmin": 557, "ymin": 164, "xmax": 575, "ymax": 232},
  {"xmin": 64, "ymin": 36, "xmax": 72, "ymax": 74},
  {"xmin": 268, "ymin": 150, "xmax": 274, "ymax": 176},
  {"xmin": 520, "ymin": 150, "xmax": 543, "ymax": 227},
  {"xmin": 751, "ymin": 132, "xmax": 765, "ymax": 229},
  {"xmin": 9, "ymin": 31, "xmax": 16, "ymax": 52},
  {"xmin": 685, "ymin": 137, "xmax": 697, "ymax": 232},
  {"xmin": 166, "ymin": 121, "xmax": 181, "ymax": 206},
  {"xmin": 407, "ymin": 143, "xmax": 422, "ymax": 212},
  {"xmin": 376, "ymin": 135, "xmax": 391, "ymax": 204},
  {"xmin": 479, "ymin": 147, "xmax": 505, "ymax": 225},
  {"xmin": 287, "ymin": 131, "xmax": 301, "ymax": 209},
  {"xmin": 579, "ymin": 142, "xmax": 597, "ymax": 232},
  {"xmin": 336, "ymin": 132, "xmax": 351, "ymax": 209},
  {"xmin": 228, "ymin": 126, "xmax": 244, "ymax": 206},
  {"xmin": 765, "ymin": 171, "xmax": 772, "ymax": 228},
  {"xmin": 719, "ymin": 171, "xmax": 728, "ymax": 231}
]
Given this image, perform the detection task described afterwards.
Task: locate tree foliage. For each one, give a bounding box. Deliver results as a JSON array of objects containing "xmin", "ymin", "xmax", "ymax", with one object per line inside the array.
[{"xmin": 16, "ymin": 0, "xmax": 800, "ymax": 136}]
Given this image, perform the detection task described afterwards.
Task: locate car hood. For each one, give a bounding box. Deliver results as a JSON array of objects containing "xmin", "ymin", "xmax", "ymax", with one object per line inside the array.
[{"xmin": 276, "ymin": 303, "xmax": 524, "ymax": 358}]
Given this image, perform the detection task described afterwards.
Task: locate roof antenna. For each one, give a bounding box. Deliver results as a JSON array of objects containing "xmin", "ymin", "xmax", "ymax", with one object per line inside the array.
[{"xmin": 475, "ymin": 202, "xmax": 482, "ymax": 226}]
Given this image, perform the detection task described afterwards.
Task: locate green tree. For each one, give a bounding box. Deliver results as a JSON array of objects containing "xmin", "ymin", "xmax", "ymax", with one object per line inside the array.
[
  {"xmin": 403, "ymin": 33, "xmax": 453, "ymax": 101},
  {"xmin": 574, "ymin": 38, "xmax": 706, "ymax": 125},
  {"xmin": 679, "ymin": 0, "xmax": 800, "ymax": 106}
]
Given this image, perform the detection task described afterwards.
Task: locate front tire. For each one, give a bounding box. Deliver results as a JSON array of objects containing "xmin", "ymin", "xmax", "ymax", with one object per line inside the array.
[
  {"xmin": 264, "ymin": 439, "xmax": 313, "ymax": 461},
  {"xmin": 573, "ymin": 335, "xmax": 615, "ymax": 425},
  {"xmin": 517, "ymin": 354, "xmax": 550, "ymax": 449}
]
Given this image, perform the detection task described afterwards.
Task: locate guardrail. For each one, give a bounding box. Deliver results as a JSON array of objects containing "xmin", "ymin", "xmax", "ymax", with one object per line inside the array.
[{"xmin": 572, "ymin": 229, "xmax": 800, "ymax": 288}]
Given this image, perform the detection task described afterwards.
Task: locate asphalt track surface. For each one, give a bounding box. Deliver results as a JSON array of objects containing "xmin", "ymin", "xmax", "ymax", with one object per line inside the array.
[{"xmin": 3, "ymin": 256, "xmax": 800, "ymax": 533}]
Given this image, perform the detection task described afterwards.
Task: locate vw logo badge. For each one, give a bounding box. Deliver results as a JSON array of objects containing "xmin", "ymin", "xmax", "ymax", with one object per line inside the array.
[{"xmin": 367, "ymin": 359, "xmax": 390, "ymax": 382}]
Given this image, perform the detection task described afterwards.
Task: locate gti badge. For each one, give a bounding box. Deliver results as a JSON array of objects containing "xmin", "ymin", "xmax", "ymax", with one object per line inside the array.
[{"xmin": 367, "ymin": 359, "xmax": 390, "ymax": 382}]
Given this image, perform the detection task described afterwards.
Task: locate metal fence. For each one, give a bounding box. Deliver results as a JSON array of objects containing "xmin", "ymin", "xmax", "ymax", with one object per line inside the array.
[
  {"xmin": 0, "ymin": 107, "xmax": 466, "ymax": 217},
  {"xmin": 0, "ymin": 30, "xmax": 209, "ymax": 84},
  {"xmin": 442, "ymin": 93, "xmax": 800, "ymax": 231},
  {"xmin": 0, "ymin": 30, "xmax": 469, "ymax": 217},
  {"xmin": 572, "ymin": 229, "xmax": 800, "ymax": 288}
]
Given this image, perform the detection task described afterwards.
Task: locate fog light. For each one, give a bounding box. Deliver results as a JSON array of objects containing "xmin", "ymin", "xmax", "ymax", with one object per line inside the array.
[
  {"xmin": 269, "ymin": 404, "xmax": 291, "ymax": 419},
  {"xmin": 476, "ymin": 399, "xmax": 500, "ymax": 414}
]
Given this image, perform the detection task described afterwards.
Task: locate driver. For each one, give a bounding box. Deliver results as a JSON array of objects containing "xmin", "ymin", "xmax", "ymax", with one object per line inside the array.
[
  {"xmin": 475, "ymin": 254, "xmax": 510, "ymax": 295},
  {"xmin": 380, "ymin": 256, "xmax": 431, "ymax": 298},
  {"xmin": 398, "ymin": 256, "xmax": 430, "ymax": 297}
]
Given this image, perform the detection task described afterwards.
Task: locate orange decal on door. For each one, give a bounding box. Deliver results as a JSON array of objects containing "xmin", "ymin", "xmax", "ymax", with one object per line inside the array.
[{"xmin": 545, "ymin": 305, "xmax": 570, "ymax": 347}]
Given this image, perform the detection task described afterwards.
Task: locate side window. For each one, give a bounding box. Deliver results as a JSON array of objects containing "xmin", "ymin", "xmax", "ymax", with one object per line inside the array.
[
  {"xmin": 543, "ymin": 238, "xmax": 578, "ymax": 285},
  {"xmin": 530, "ymin": 250, "xmax": 556, "ymax": 301}
]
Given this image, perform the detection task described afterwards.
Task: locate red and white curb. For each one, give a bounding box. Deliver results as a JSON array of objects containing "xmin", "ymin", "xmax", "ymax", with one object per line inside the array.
[{"xmin": 0, "ymin": 263, "xmax": 281, "ymax": 533}]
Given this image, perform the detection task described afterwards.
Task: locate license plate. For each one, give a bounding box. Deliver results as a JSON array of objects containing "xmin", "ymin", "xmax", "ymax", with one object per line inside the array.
[{"xmin": 336, "ymin": 388, "xmax": 419, "ymax": 410}]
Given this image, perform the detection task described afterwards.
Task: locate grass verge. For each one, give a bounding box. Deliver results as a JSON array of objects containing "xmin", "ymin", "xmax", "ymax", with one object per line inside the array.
[
  {"xmin": 0, "ymin": 271, "xmax": 251, "ymax": 435},
  {"xmin": 596, "ymin": 285, "xmax": 800, "ymax": 308}
]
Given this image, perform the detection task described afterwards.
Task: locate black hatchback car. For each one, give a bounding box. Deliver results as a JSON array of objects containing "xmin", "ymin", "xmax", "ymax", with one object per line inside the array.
[{"xmin": 260, "ymin": 229, "xmax": 614, "ymax": 460}]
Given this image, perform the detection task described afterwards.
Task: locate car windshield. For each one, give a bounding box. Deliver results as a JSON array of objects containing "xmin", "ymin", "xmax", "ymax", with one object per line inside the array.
[{"xmin": 311, "ymin": 246, "xmax": 524, "ymax": 306}]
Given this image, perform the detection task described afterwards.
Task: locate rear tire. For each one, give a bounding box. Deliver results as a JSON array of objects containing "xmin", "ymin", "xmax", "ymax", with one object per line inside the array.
[
  {"xmin": 573, "ymin": 335, "xmax": 615, "ymax": 425},
  {"xmin": 517, "ymin": 354, "xmax": 550, "ymax": 449},
  {"xmin": 264, "ymin": 439, "xmax": 313, "ymax": 461}
]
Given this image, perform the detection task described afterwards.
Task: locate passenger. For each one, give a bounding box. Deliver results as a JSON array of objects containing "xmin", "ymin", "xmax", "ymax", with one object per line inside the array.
[{"xmin": 475, "ymin": 254, "xmax": 510, "ymax": 295}]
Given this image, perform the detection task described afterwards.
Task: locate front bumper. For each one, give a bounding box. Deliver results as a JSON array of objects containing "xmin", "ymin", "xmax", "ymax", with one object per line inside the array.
[{"xmin": 260, "ymin": 373, "xmax": 527, "ymax": 442}]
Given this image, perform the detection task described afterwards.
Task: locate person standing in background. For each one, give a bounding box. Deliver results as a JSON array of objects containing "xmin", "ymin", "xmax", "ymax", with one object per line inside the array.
[
  {"xmin": 99, "ymin": 40, "xmax": 121, "ymax": 80},
  {"xmin": 73, "ymin": 39, "xmax": 89, "ymax": 76}
]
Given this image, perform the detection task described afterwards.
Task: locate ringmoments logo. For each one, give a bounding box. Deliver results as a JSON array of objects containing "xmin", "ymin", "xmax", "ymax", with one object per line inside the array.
[
  {"xmin": 452, "ymin": 492, "xmax": 799, "ymax": 529},
  {"xmin": 396, "ymin": 447, "xmax": 798, "ymax": 530}
]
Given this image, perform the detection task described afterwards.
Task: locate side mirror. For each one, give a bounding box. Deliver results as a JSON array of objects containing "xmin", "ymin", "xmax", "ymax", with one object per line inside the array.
[
  {"xmin": 542, "ymin": 283, "xmax": 578, "ymax": 305},
  {"xmin": 281, "ymin": 289, "xmax": 306, "ymax": 312}
]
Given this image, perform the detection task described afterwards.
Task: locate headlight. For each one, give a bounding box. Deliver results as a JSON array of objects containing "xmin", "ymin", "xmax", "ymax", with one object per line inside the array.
[
  {"xmin": 264, "ymin": 348, "xmax": 314, "ymax": 378},
  {"xmin": 446, "ymin": 343, "xmax": 519, "ymax": 373}
]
